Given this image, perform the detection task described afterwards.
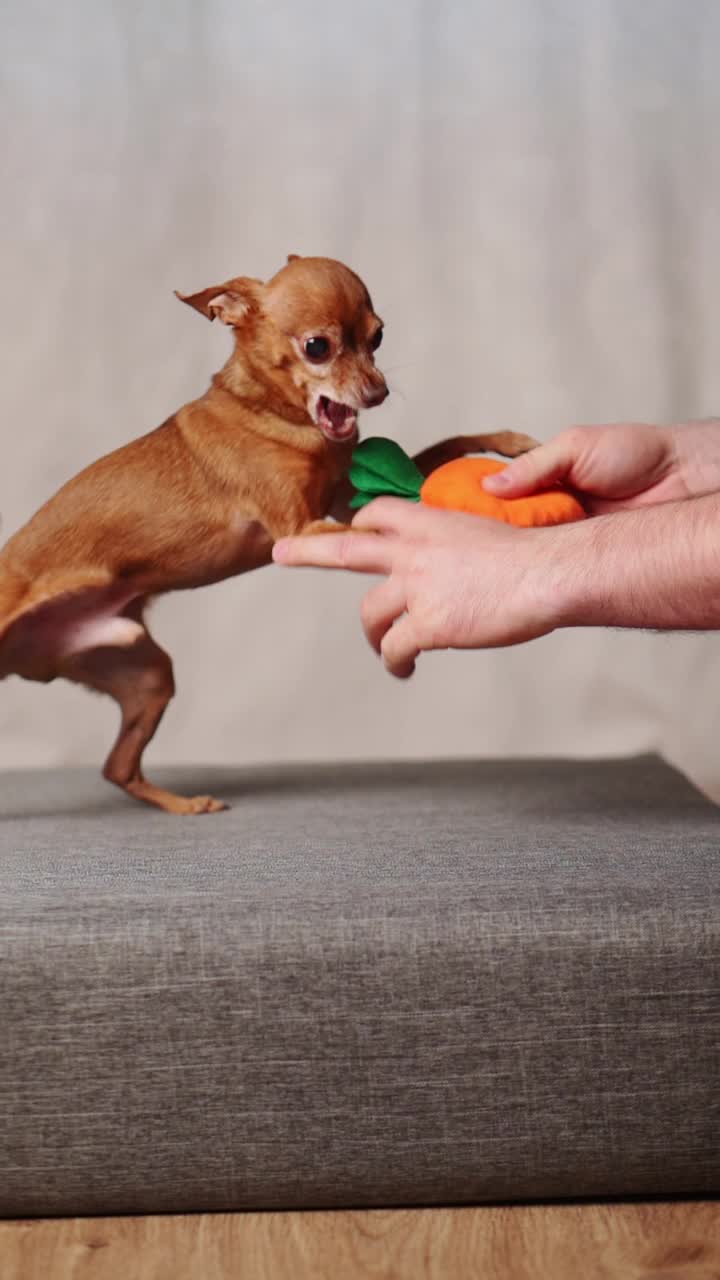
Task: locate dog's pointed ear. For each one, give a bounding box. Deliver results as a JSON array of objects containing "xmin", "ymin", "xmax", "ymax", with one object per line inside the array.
[
  {"xmin": 286, "ymin": 254, "xmax": 301, "ymax": 264},
  {"xmin": 174, "ymin": 277, "xmax": 262, "ymax": 325}
]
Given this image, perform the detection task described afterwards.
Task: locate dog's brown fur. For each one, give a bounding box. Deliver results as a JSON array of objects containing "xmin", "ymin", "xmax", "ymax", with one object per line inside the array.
[{"xmin": 0, "ymin": 255, "xmax": 536, "ymax": 813}]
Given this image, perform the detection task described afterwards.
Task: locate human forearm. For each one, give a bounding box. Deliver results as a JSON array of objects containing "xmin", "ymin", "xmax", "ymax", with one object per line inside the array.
[{"xmin": 550, "ymin": 493, "xmax": 720, "ymax": 631}]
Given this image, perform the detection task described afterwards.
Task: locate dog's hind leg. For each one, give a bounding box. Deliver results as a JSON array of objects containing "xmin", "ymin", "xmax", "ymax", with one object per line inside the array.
[{"xmin": 62, "ymin": 621, "xmax": 226, "ymax": 815}]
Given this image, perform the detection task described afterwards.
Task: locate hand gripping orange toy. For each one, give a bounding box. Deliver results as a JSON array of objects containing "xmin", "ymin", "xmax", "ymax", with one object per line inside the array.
[{"xmin": 349, "ymin": 438, "xmax": 585, "ymax": 527}]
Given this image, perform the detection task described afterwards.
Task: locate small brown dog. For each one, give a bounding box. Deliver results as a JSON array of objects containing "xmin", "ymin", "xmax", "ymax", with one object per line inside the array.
[{"xmin": 0, "ymin": 255, "xmax": 535, "ymax": 813}]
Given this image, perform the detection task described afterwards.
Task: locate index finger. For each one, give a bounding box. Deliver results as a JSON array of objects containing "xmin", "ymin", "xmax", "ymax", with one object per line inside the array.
[
  {"xmin": 272, "ymin": 530, "xmax": 394, "ymax": 574},
  {"xmin": 352, "ymin": 496, "xmax": 424, "ymax": 534}
]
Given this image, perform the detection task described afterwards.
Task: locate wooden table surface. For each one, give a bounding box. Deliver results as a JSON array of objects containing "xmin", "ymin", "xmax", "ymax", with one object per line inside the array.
[{"xmin": 2, "ymin": 1202, "xmax": 719, "ymax": 1279}]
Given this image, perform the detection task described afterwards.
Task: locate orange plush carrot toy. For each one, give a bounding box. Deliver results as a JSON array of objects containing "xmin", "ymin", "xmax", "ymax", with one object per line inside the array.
[{"xmin": 349, "ymin": 438, "xmax": 585, "ymax": 527}]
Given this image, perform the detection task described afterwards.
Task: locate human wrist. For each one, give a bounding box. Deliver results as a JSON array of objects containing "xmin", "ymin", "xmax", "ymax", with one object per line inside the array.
[
  {"xmin": 668, "ymin": 419, "xmax": 720, "ymax": 499},
  {"xmin": 523, "ymin": 523, "xmax": 593, "ymax": 633},
  {"xmin": 530, "ymin": 514, "xmax": 635, "ymax": 632},
  {"xmin": 535, "ymin": 494, "xmax": 720, "ymax": 633}
]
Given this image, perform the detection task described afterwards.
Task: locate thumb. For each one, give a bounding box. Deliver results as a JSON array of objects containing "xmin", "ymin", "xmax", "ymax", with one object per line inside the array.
[{"xmin": 482, "ymin": 437, "xmax": 575, "ymax": 497}]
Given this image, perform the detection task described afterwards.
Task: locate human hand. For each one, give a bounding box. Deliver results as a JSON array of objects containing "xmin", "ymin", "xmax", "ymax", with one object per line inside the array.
[
  {"xmin": 272, "ymin": 499, "xmax": 565, "ymax": 678},
  {"xmin": 482, "ymin": 422, "xmax": 685, "ymax": 514}
]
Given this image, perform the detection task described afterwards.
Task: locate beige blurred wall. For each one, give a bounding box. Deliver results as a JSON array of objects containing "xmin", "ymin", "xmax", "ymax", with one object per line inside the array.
[{"xmin": 2, "ymin": 0, "xmax": 720, "ymax": 794}]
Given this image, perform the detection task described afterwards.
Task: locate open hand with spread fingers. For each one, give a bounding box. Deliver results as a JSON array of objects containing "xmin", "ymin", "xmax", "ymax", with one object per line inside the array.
[{"xmin": 273, "ymin": 498, "xmax": 564, "ymax": 678}]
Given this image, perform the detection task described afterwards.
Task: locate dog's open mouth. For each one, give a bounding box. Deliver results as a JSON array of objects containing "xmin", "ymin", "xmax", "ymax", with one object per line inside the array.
[{"xmin": 316, "ymin": 396, "xmax": 358, "ymax": 443}]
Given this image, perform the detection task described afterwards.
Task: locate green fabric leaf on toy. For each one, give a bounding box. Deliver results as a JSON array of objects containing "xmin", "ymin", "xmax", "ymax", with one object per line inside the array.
[{"xmin": 349, "ymin": 437, "xmax": 424, "ymax": 509}]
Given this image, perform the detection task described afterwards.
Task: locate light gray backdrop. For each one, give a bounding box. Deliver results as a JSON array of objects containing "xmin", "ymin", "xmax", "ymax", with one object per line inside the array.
[{"xmin": 2, "ymin": 0, "xmax": 720, "ymax": 793}]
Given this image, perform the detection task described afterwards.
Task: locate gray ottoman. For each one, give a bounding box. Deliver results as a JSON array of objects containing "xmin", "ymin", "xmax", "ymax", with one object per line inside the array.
[{"xmin": 1, "ymin": 755, "xmax": 718, "ymax": 1216}]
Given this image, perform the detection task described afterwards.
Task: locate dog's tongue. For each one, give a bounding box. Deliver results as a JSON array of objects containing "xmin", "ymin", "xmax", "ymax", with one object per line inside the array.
[{"xmin": 327, "ymin": 399, "xmax": 352, "ymax": 429}]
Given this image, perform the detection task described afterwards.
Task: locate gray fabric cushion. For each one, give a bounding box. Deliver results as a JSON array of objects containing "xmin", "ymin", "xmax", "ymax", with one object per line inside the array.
[{"xmin": 1, "ymin": 754, "xmax": 718, "ymax": 1216}]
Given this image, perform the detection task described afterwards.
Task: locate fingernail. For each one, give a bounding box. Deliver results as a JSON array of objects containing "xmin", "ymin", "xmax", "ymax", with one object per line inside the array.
[
  {"xmin": 483, "ymin": 472, "xmax": 511, "ymax": 491},
  {"xmin": 272, "ymin": 540, "xmax": 290, "ymax": 563}
]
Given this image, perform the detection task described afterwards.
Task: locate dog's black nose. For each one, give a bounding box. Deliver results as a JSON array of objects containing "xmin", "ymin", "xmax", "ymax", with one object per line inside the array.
[{"xmin": 364, "ymin": 384, "xmax": 389, "ymax": 408}]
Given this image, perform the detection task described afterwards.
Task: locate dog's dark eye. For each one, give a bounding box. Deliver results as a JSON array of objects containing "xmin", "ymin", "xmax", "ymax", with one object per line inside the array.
[
  {"xmin": 304, "ymin": 336, "xmax": 331, "ymax": 362},
  {"xmin": 370, "ymin": 328, "xmax": 383, "ymax": 352}
]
